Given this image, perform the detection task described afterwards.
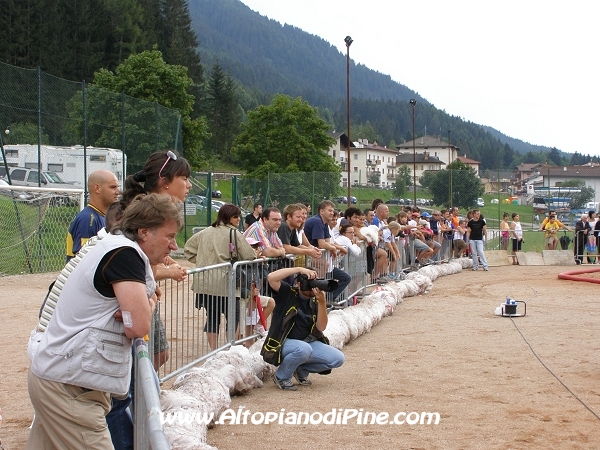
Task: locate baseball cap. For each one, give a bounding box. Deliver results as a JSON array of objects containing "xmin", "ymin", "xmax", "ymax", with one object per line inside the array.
[
  {"xmin": 420, "ymin": 212, "xmax": 431, "ymax": 219},
  {"xmin": 245, "ymin": 237, "xmax": 260, "ymax": 246}
]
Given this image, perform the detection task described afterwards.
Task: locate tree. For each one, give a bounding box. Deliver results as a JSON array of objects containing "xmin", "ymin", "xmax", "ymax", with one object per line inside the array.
[
  {"xmin": 427, "ymin": 161, "xmax": 484, "ymax": 209},
  {"xmin": 393, "ymin": 166, "xmax": 411, "ymax": 197},
  {"xmin": 204, "ymin": 61, "xmax": 239, "ymax": 161},
  {"xmin": 559, "ymin": 179, "xmax": 595, "ymax": 209},
  {"xmin": 368, "ymin": 171, "xmax": 381, "ymax": 187},
  {"xmin": 548, "ymin": 147, "xmax": 563, "ymax": 166},
  {"xmin": 232, "ymin": 94, "xmax": 338, "ymax": 178},
  {"xmin": 92, "ymin": 49, "xmax": 208, "ymax": 168}
]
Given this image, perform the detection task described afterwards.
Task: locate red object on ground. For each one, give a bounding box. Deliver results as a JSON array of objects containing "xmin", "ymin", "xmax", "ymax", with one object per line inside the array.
[
  {"xmin": 252, "ymin": 282, "xmax": 267, "ymax": 329},
  {"xmin": 557, "ymin": 267, "xmax": 600, "ymax": 284}
]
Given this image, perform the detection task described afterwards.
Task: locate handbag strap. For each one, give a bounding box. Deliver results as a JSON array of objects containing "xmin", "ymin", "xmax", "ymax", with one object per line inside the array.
[{"xmin": 229, "ymin": 227, "xmax": 240, "ymax": 261}]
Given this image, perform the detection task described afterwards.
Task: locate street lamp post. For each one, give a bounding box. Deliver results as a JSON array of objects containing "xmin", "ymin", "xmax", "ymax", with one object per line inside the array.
[
  {"xmin": 0, "ymin": 126, "xmax": 13, "ymax": 184},
  {"xmin": 410, "ymin": 99, "xmax": 417, "ymax": 205},
  {"xmin": 345, "ymin": 36, "xmax": 353, "ymax": 207},
  {"xmin": 448, "ymin": 129, "xmax": 451, "ymax": 208}
]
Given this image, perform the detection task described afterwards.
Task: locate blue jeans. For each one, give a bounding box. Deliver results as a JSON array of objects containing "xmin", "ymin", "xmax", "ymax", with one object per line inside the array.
[
  {"xmin": 276, "ymin": 339, "xmax": 345, "ymax": 381},
  {"xmin": 106, "ymin": 347, "xmax": 135, "ymax": 450},
  {"xmin": 329, "ymin": 267, "xmax": 351, "ymax": 301},
  {"xmin": 469, "ymin": 239, "xmax": 488, "ymax": 269}
]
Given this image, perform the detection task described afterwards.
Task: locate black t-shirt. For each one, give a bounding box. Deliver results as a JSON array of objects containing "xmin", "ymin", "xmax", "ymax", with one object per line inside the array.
[
  {"xmin": 467, "ymin": 217, "xmax": 486, "ymax": 241},
  {"xmin": 93, "ymin": 247, "xmax": 147, "ymax": 297},
  {"xmin": 277, "ymin": 223, "xmax": 300, "ymax": 247},
  {"xmin": 272, "ymin": 281, "xmax": 317, "ymax": 341},
  {"xmin": 245, "ymin": 213, "xmax": 259, "ymax": 228}
]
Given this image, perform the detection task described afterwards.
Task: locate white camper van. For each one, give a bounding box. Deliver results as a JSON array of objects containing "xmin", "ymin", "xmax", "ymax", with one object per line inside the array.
[{"xmin": 2, "ymin": 144, "xmax": 126, "ymax": 188}]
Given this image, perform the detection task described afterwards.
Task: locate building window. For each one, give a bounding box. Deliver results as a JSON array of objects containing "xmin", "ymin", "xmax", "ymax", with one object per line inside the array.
[
  {"xmin": 25, "ymin": 162, "xmax": 38, "ymax": 169},
  {"xmin": 5, "ymin": 149, "xmax": 18, "ymax": 157},
  {"xmin": 333, "ymin": 150, "xmax": 336, "ymax": 158},
  {"xmin": 48, "ymin": 164, "xmax": 63, "ymax": 172},
  {"xmin": 353, "ymin": 153, "xmax": 358, "ymax": 160},
  {"xmin": 429, "ymin": 165, "xmax": 434, "ymax": 170},
  {"xmin": 90, "ymin": 155, "xmax": 106, "ymax": 162},
  {"xmin": 420, "ymin": 165, "xmax": 424, "ymax": 171},
  {"xmin": 354, "ymin": 166, "xmax": 358, "ymax": 171}
]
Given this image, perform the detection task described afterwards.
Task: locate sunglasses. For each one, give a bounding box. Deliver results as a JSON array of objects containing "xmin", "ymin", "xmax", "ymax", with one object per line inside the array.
[{"xmin": 158, "ymin": 150, "xmax": 178, "ymax": 179}]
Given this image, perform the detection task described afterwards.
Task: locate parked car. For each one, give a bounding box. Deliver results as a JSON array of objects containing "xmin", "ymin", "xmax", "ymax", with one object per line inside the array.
[
  {"xmin": 385, "ymin": 198, "xmax": 403, "ymax": 205},
  {"xmin": 0, "ymin": 166, "xmax": 68, "ymax": 188},
  {"xmin": 199, "ymin": 189, "xmax": 222, "ymax": 198},
  {"xmin": 477, "ymin": 198, "xmax": 485, "ymax": 207}
]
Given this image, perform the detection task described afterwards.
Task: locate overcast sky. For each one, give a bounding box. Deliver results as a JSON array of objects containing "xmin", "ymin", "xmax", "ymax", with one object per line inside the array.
[{"xmin": 239, "ymin": 0, "xmax": 598, "ymax": 157}]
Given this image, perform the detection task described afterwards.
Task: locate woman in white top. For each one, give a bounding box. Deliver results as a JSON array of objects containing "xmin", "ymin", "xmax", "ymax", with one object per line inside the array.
[
  {"xmin": 335, "ymin": 224, "xmax": 362, "ymax": 257},
  {"xmin": 510, "ymin": 212, "xmax": 523, "ymax": 265}
]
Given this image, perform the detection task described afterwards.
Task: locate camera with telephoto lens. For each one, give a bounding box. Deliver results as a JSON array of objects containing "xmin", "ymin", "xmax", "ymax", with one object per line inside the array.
[{"xmin": 297, "ymin": 274, "xmax": 338, "ymax": 292}]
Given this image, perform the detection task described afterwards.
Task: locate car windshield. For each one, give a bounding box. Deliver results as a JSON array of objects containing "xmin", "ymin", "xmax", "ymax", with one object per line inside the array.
[{"xmin": 44, "ymin": 172, "xmax": 65, "ymax": 183}]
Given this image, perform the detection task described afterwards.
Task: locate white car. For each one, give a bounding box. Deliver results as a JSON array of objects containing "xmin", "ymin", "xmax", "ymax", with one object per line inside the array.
[{"xmin": 477, "ymin": 198, "xmax": 485, "ymax": 207}]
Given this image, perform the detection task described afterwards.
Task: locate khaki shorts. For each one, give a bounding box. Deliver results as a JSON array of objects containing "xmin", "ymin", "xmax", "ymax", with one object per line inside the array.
[
  {"xmin": 545, "ymin": 235, "xmax": 558, "ymax": 246},
  {"xmin": 153, "ymin": 312, "xmax": 169, "ymax": 354}
]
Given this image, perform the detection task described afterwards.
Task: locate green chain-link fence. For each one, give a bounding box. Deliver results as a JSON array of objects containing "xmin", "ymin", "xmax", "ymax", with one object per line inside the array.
[{"xmin": 0, "ymin": 61, "xmax": 183, "ymax": 274}]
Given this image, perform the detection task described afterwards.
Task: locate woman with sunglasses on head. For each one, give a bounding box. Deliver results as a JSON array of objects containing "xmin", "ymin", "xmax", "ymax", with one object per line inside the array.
[{"xmin": 122, "ymin": 150, "xmax": 192, "ymax": 369}]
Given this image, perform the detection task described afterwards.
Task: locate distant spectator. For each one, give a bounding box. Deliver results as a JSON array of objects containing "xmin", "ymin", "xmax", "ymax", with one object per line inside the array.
[
  {"xmin": 574, "ymin": 214, "xmax": 591, "ymax": 264},
  {"xmin": 303, "ymin": 200, "xmax": 351, "ymax": 302},
  {"xmin": 65, "ymin": 170, "xmax": 120, "ymax": 261},
  {"xmin": 467, "ymin": 210, "xmax": 489, "ymax": 271},
  {"xmin": 500, "ymin": 212, "xmax": 510, "ymax": 251},
  {"xmin": 510, "ymin": 213, "xmax": 523, "ymax": 264},
  {"xmin": 245, "ymin": 203, "xmax": 262, "ymax": 230}
]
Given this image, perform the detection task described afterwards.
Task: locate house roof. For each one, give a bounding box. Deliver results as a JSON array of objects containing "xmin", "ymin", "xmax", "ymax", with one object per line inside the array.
[
  {"xmin": 354, "ymin": 140, "xmax": 398, "ymax": 154},
  {"xmin": 542, "ymin": 164, "xmax": 600, "ymax": 178},
  {"xmin": 328, "ymin": 131, "xmax": 355, "ymax": 148},
  {"xmin": 457, "ymin": 155, "xmax": 480, "ymax": 165},
  {"xmin": 396, "ymin": 153, "xmax": 445, "ymax": 164},
  {"xmin": 396, "ymin": 134, "xmax": 458, "ymax": 151},
  {"xmin": 515, "ymin": 163, "xmax": 538, "ymax": 172}
]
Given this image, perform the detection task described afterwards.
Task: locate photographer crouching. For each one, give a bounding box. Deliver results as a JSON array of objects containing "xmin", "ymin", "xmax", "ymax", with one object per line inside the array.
[{"xmin": 263, "ymin": 267, "xmax": 345, "ymax": 391}]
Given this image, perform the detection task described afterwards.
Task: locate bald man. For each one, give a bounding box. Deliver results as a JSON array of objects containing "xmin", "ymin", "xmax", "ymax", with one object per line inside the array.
[{"xmin": 66, "ymin": 170, "xmax": 120, "ymax": 261}]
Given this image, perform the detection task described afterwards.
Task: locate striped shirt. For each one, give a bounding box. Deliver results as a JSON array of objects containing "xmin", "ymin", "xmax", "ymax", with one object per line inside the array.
[{"xmin": 243, "ymin": 219, "xmax": 282, "ymax": 250}]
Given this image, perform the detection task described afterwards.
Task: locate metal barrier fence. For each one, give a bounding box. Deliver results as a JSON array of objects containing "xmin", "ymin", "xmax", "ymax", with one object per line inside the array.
[
  {"xmin": 574, "ymin": 229, "xmax": 598, "ymax": 264},
  {"xmin": 133, "ymin": 338, "xmax": 171, "ymax": 450},
  {"xmin": 152, "ymin": 234, "xmax": 446, "ymax": 382}
]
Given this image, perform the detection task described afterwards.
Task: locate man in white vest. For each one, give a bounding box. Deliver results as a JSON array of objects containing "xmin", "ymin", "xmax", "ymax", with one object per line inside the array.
[{"xmin": 27, "ymin": 193, "xmax": 183, "ymax": 450}]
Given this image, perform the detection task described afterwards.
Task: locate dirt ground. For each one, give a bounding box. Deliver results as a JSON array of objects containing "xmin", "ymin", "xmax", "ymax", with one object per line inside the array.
[{"xmin": 2, "ymin": 265, "xmax": 600, "ymax": 449}]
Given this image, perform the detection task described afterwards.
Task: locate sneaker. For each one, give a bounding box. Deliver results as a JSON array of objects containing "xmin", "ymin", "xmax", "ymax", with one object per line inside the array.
[
  {"xmin": 393, "ymin": 272, "xmax": 406, "ymax": 281},
  {"xmin": 293, "ymin": 371, "xmax": 312, "ymax": 386},
  {"xmin": 472, "ymin": 267, "xmax": 478, "ymax": 271},
  {"xmin": 272, "ymin": 374, "xmax": 297, "ymax": 391},
  {"xmin": 483, "ymin": 267, "xmax": 489, "ymax": 271},
  {"xmin": 376, "ymin": 276, "xmax": 392, "ymax": 284},
  {"xmin": 255, "ymin": 324, "xmax": 268, "ymax": 337}
]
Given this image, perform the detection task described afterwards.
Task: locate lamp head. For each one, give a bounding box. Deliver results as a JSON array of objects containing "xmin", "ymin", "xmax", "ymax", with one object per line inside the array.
[
  {"xmin": 409, "ymin": 99, "xmax": 416, "ymax": 106},
  {"xmin": 4, "ymin": 126, "xmax": 10, "ymax": 135},
  {"xmin": 344, "ymin": 36, "xmax": 353, "ymax": 47}
]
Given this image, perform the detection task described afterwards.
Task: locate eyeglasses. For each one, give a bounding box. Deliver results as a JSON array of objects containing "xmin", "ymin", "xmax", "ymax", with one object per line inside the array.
[{"xmin": 158, "ymin": 150, "xmax": 178, "ymax": 179}]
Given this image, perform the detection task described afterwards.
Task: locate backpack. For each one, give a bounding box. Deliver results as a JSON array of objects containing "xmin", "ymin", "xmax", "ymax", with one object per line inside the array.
[
  {"xmin": 260, "ymin": 304, "xmax": 298, "ymax": 366},
  {"xmin": 260, "ymin": 289, "xmax": 330, "ymax": 367}
]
